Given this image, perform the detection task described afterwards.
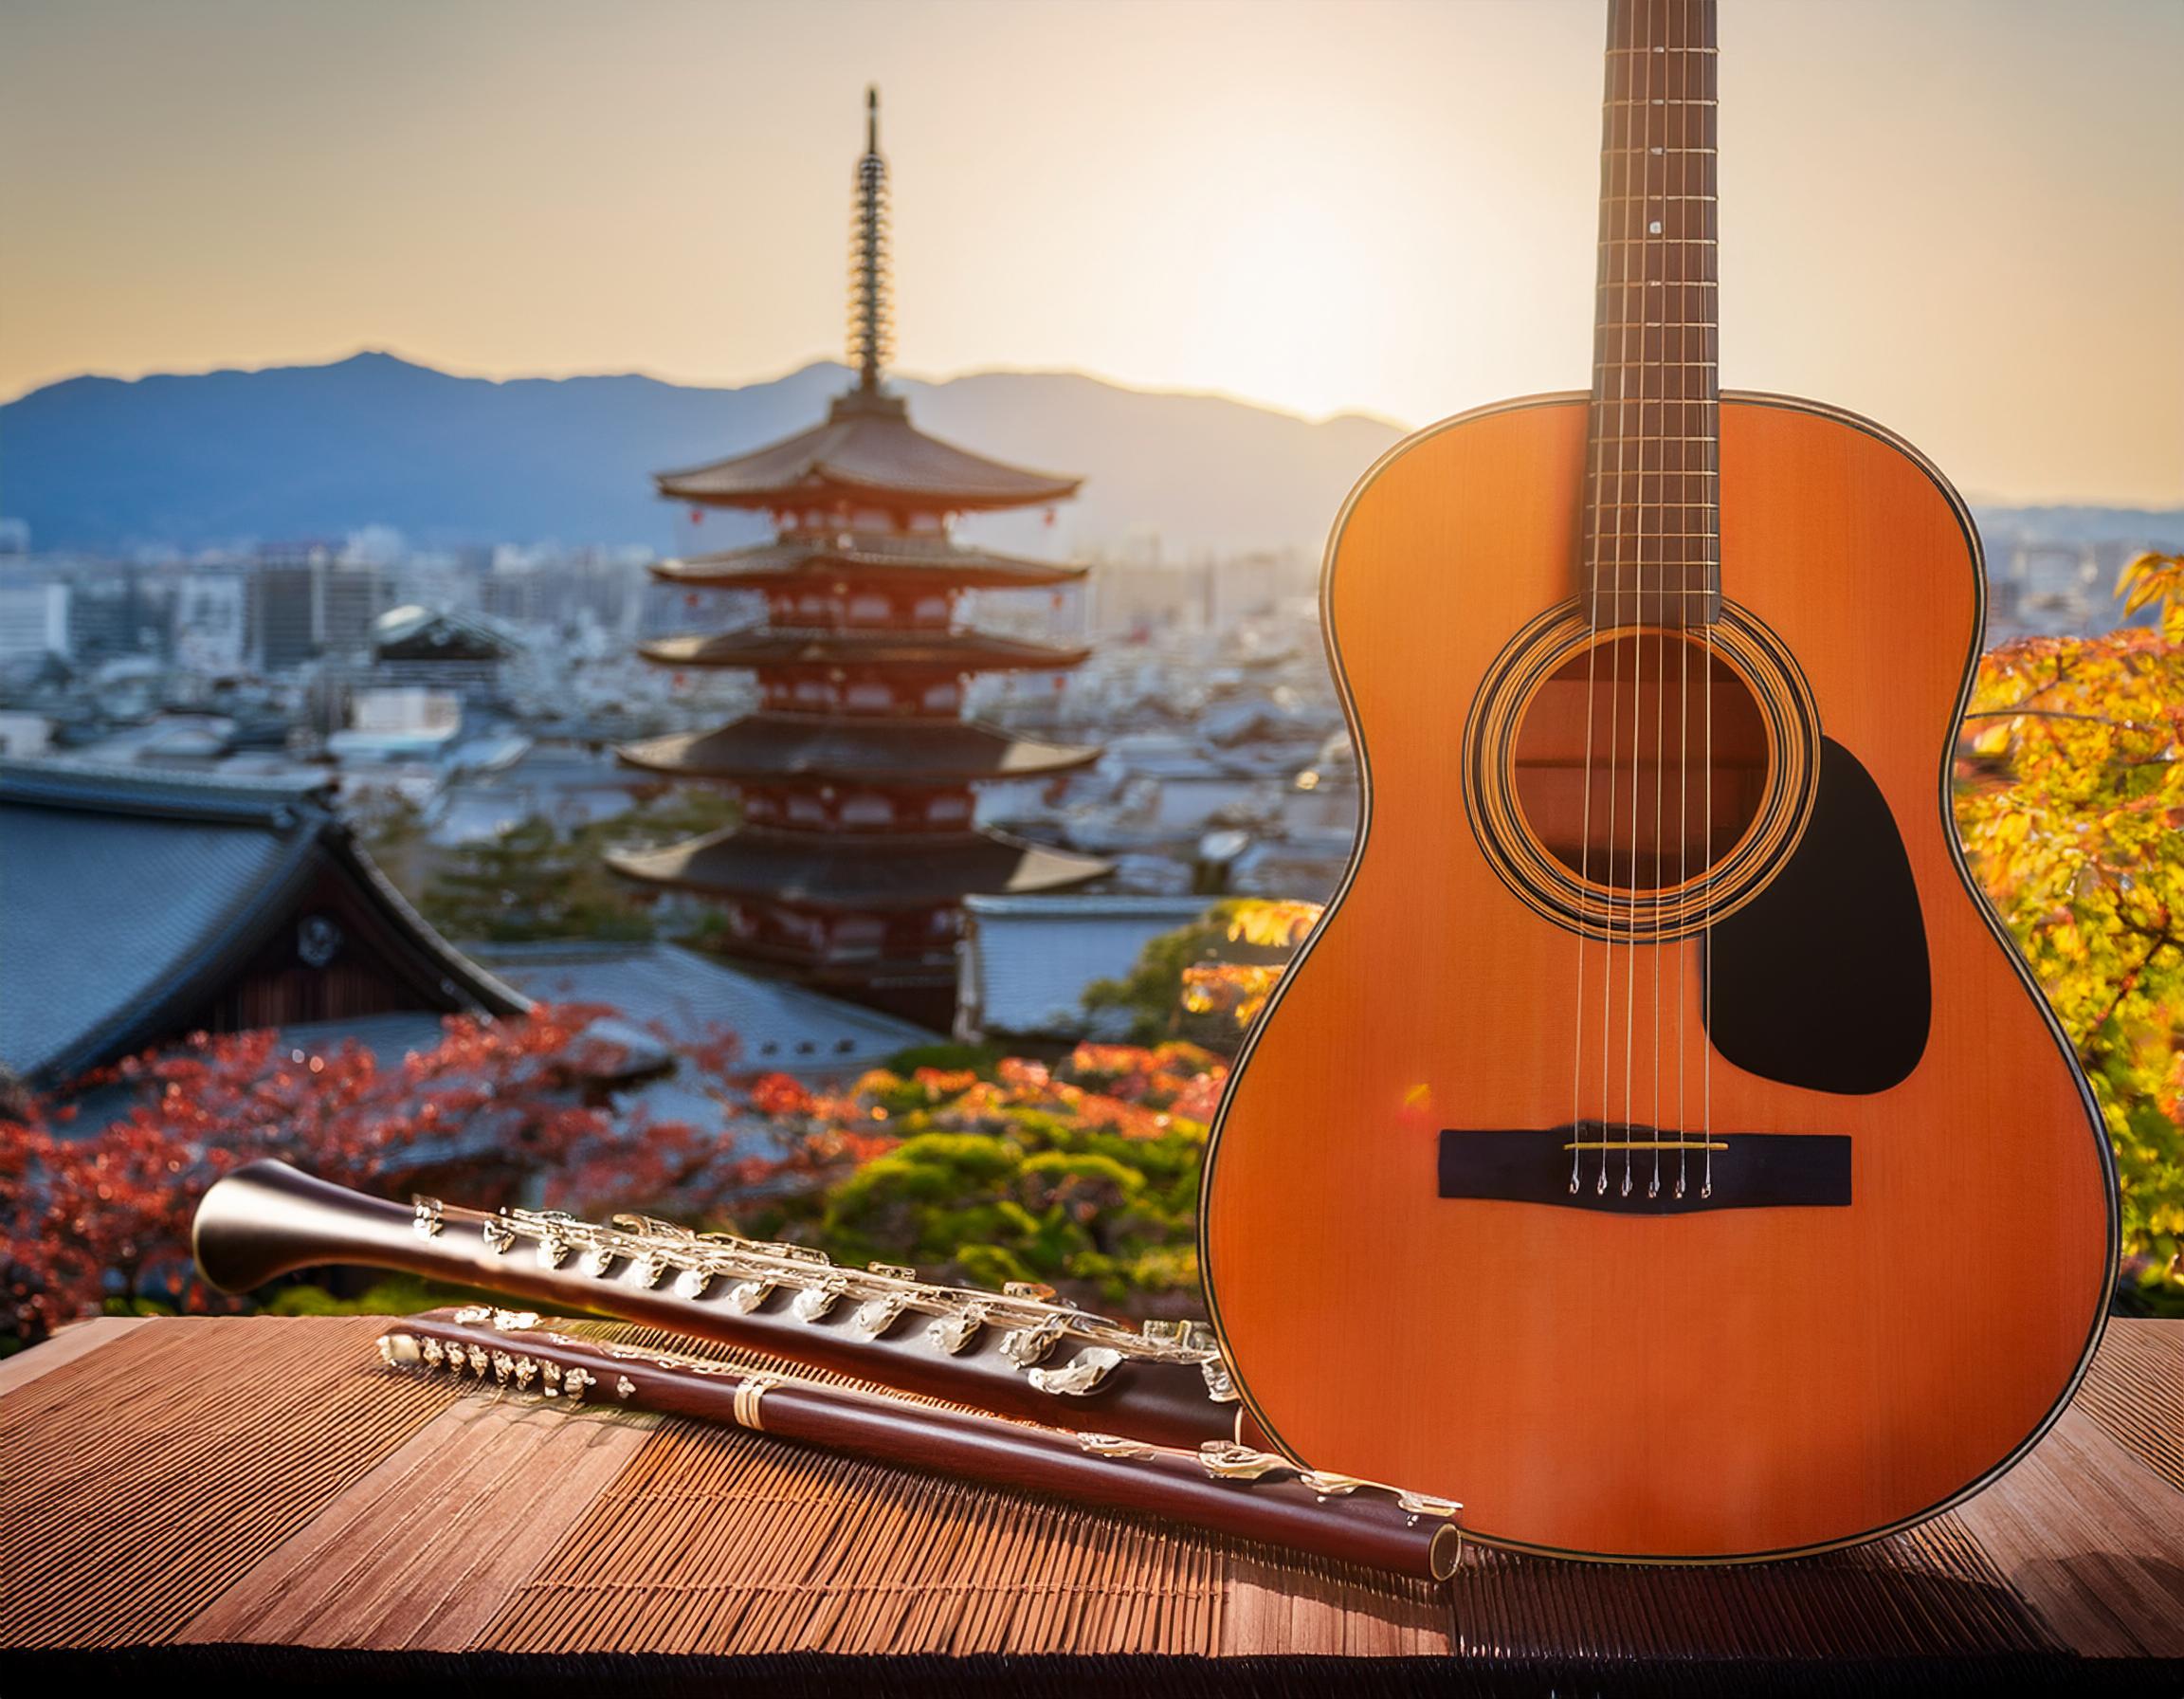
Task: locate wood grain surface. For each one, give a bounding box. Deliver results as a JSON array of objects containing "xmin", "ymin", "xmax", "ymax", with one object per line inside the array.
[{"xmin": 1, "ymin": 1314, "xmax": 2178, "ymax": 1667}]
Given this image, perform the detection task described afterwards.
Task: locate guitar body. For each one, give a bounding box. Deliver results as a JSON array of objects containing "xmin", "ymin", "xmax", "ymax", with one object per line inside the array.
[{"xmin": 1199, "ymin": 392, "xmax": 2117, "ymax": 1561}]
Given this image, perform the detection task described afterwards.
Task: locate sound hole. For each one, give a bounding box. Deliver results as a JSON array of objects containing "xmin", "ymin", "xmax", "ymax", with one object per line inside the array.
[{"xmin": 1511, "ymin": 631, "xmax": 1770, "ymax": 892}]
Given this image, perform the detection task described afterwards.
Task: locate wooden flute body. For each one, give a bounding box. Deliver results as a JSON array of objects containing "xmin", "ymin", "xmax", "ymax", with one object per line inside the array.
[
  {"xmin": 193, "ymin": 1160, "xmax": 1238, "ymax": 1450},
  {"xmin": 382, "ymin": 1307, "xmax": 1463, "ymax": 1582}
]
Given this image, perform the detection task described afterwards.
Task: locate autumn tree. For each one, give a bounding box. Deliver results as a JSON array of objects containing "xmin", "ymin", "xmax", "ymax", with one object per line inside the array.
[
  {"xmin": 1082, "ymin": 899, "xmax": 1320, "ymax": 1049},
  {"xmin": 1956, "ymin": 551, "xmax": 2184, "ymax": 1306},
  {"xmin": 0, "ymin": 1006, "xmax": 779, "ymax": 1348}
]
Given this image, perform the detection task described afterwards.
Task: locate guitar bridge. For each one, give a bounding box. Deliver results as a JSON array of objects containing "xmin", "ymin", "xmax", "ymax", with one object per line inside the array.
[{"xmin": 1437, "ymin": 1124, "xmax": 1850, "ymax": 1214}]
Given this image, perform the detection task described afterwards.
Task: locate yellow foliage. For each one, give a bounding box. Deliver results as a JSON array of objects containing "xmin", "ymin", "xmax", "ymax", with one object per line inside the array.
[
  {"xmin": 1225, "ymin": 900, "xmax": 1324, "ymax": 951},
  {"xmin": 1956, "ymin": 551, "xmax": 2184, "ymax": 1298}
]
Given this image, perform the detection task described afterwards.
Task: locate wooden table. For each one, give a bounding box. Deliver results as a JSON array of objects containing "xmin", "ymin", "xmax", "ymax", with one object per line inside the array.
[{"xmin": 2, "ymin": 1313, "xmax": 2179, "ymax": 1693}]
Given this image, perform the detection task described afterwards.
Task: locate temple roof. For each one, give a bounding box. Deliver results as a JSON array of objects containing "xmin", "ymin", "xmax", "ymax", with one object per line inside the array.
[
  {"xmin": 616, "ymin": 713, "xmax": 1100, "ymax": 784},
  {"xmin": 655, "ymin": 389, "xmax": 1081, "ymax": 514},
  {"xmin": 639, "ymin": 628, "xmax": 1090, "ymax": 673},
  {"xmin": 0, "ymin": 759, "xmax": 525, "ymax": 1087},
  {"xmin": 469, "ymin": 940, "xmax": 934, "ymax": 1080},
  {"xmin": 372, "ymin": 605, "xmax": 519, "ymax": 663},
  {"xmin": 608, "ymin": 824, "xmax": 1111, "ymax": 908},
  {"xmin": 650, "ymin": 534, "xmax": 1084, "ymax": 592}
]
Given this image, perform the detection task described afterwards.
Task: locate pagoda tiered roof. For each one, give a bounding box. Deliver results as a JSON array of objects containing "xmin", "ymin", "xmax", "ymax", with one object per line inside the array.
[
  {"xmin": 638, "ymin": 628, "xmax": 1089, "ymax": 672},
  {"xmin": 656, "ymin": 389, "xmax": 1080, "ymax": 514},
  {"xmin": 649, "ymin": 534, "xmax": 1085, "ymax": 591},
  {"xmin": 617, "ymin": 713, "xmax": 1100, "ymax": 783},
  {"xmin": 607, "ymin": 824, "xmax": 1109, "ymax": 908}
]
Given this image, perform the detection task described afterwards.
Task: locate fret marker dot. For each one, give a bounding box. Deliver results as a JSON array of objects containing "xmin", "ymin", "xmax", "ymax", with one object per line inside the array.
[{"xmin": 1648, "ymin": 220, "xmax": 1663, "ymax": 234}]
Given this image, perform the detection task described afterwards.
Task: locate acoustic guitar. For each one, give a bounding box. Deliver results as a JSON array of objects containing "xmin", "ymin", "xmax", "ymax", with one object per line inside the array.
[{"xmin": 1199, "ymin": 0, "xmax": 2117, "ymax": 1562}]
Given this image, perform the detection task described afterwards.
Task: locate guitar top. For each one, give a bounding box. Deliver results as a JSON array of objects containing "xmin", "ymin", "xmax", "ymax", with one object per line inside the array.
[{"xmin": 1198, "ymin": 0, "xmax": 2116, "ymax": 1562}]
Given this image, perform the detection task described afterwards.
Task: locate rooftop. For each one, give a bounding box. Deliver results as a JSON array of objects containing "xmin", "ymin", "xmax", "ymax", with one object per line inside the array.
[
  {"xmin": 657, "ymin": 388, "xmax": 1081, "ymax": 514},
  {"xmin": 617, "ymin": 713, "xmax": 1100, "ymax": 785},
  {"xmin": 468, "ymin": 940, "xmax": 933, "ymax": 1077},
  {"xmin": 650, "ymin": 534, "xmax": 1085, "ymax": 592},
  {"xmin": 608, "ymin": 824, "xmax": 1112, "ymax": 909},
  {"xmin": 0, "ymin": 758, "xmax": 522, "ymax": 1087},
  {"xmin": 639, "ymin": 628, "xmax": 1090, "ymax": 674}
]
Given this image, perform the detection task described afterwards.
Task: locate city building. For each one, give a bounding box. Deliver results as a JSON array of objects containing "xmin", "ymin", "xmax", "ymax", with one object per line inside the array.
[
  {"xmin": 173, "ymin": 573, "xmax": 248, "ymax": 673},
  {"xmin": 609, "ymin": 91, "xmax": 1111, "ymax": 1025},
  {"xmin": 247, "ymin": 546, "xmax": 386, "ymax": 673},
  {"xmin": 0, "ymin": 574, "xmax": 69, "ymax": 664},
  {"xmin": 369, "ymin": 604, "xmax": 518, "ymax": 706},
  {"xmin": 956, "ymin": 893, "xmax": 1211, "ymax": 1048}
]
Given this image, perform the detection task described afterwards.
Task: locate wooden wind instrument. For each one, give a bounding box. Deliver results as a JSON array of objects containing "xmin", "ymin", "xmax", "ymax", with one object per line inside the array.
[
  {"xmin": 193, "ymin": 1160, "xmax": 1239, "ymax": 1450},
  {"xmin": 380, "ymin": 1306, "xmax": 1464, "ymax": 1581}
]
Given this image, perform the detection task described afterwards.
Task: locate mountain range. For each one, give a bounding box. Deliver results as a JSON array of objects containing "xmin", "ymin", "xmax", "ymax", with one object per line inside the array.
[
  {"xmin": 4, "ymin": 354, "xmax": 2175, "ymax": 559},
  {"xmin": 0, "ymin": 353, "xmax": 1405, "ymax": 557}
]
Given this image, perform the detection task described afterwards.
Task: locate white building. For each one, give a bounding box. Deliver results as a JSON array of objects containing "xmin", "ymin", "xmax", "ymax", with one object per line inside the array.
[
  {"xmin": 0, "ymin": 712, "xmax": 53, "ymax": 758},
  {"xmin": 956, "ymin": 893, "xmax": 1215, "ymax": 1045},
  {"xmin": 172, "ymin": 574, "xmax": 247, "ymax": 673},
  {"xmin": 0, "ymin": 577, "xmax": 69, "ymax": 662}
]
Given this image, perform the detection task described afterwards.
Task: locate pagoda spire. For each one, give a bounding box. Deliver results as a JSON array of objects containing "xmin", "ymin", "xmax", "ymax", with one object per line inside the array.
[
  {"xmin": 849, "ymin": 85, "xmax": 892, "ymax": 393},
  {"xmin": 623, "ymin": 89, "xmax": 1109, "ymax": 1026}
]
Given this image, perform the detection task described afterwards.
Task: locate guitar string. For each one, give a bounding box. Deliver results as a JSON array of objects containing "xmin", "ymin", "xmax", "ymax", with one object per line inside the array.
[
  {"xmin": 1615, "ymin": 3, "xmax": 1642, "ymax": 1188},
  {"xmin": 1642, "ymin": 12, "xmax": 1660, "ymax": 1205},
  {"xmin": 1676, "ymin": 0, "xmax": 1695, "ymax": 1201},
  {"xmin": 1700, "ymin": 0, "xmax": 1718, "ymax": 1200},
  {"xmin": 1598, "ymin": 0, "xmax": 1642, "ymax": 1197},
  {"xmin": 1571, "ymin": 8, "xmax": 1617, "ymax": 1196}
]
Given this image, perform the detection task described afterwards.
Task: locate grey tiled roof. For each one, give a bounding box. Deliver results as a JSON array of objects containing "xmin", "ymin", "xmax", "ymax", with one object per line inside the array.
[
  {"xmin": 468, "ymin": 941, "xmax": 933, "ymax": 1077},
  {"xmin": 0, "ymin": 758, "xmax": 524, "ymax": 1087}
]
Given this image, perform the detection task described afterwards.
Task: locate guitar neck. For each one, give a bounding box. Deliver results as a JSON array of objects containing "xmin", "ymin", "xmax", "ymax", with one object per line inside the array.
[{"xmin": 1586, "ymin": 0, "xmax": 1721, "ymax": 628}]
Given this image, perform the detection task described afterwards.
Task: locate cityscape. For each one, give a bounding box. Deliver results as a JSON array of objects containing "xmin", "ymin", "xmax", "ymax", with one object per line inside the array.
[{"xmin": 3, "ymin": 0, "xmax": 2181, "ymax": 1676}]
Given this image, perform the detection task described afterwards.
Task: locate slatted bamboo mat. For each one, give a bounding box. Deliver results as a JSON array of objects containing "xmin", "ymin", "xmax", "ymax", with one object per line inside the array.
[{"xmin": 2, "ymin": 1314, "xmax": 2180, "ymax": 1690}]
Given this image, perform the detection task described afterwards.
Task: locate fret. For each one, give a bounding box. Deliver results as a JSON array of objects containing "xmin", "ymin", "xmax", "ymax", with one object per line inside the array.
[{"xmin": 1588, "ymin": 0, "xmax": 1722, "ymax": 625}]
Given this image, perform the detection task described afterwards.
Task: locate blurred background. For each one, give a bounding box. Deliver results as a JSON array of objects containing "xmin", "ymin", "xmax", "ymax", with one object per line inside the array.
[{"xmin": 1, "ymin": 0, "xmax": 2177, "ymax": 1342}]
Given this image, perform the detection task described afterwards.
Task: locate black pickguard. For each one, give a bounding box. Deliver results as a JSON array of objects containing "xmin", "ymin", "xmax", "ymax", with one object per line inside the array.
[{"xmin": 1703, "ymin": 737, "xmax": 1929, "ymax": 1094}]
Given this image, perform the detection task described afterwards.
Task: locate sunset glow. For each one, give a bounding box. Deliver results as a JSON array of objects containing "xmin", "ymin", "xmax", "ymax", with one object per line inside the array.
[{"xmin": 2, "ymin": 0, "xmax": 2177, "ymax": 502}]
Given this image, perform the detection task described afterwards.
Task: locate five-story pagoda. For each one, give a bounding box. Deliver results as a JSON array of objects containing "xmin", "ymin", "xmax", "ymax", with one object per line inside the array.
[{"xmin": 611, "ymin": 90, "xmax": 1111, "ymax": 1023}]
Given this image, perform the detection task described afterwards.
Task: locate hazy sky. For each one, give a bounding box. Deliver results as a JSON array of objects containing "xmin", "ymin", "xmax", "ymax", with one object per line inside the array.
[{"xmin": 2, "ymin": 0, "xmax": 2178, "ymax": 503}]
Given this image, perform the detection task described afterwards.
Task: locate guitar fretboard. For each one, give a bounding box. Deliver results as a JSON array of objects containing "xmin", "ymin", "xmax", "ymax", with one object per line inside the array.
[{"xmin": 1586, "ymin": 0, "xmax": 1720, "ymax": 627}]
